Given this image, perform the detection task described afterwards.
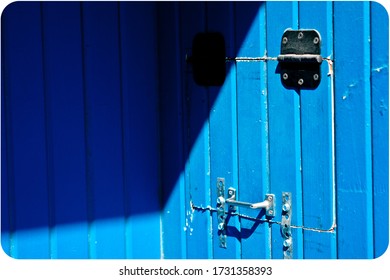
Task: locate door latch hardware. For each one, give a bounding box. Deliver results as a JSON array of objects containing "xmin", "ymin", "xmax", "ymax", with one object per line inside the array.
[
  {"xmin": 187, "ymin": 30, "xmax": 322, "ymax": 88},
  {"xmin": 277, "ymin": 29, "xmax": 322, "ymax": 89},
  {"xmin": 281, "ymin": 192, "xmax": 293, "ymax": 259},
  {"xmin": 226, "ymin": 188, "xmax": 275, "ymax": 218},
  {"xmin": 216, "ymin": 177, "xmax": 276, "ymax": 249}
]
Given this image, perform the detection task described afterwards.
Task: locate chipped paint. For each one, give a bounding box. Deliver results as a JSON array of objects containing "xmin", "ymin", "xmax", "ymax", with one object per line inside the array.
[
  {"xmin": 372, "ymin": 65, "xmax": 388, "ymax": 73},
  {"xmin": 379, "ymin": 99, "xmax": 388, "ymax": 116},
  {"xmin": 324, "ymin": 56, "xmax": 334, "ymax": 76},
  {"xmin": 184, "ymin": 201, "xmax": 195, "ymax": 235},
  {"xmin": 342, "ymin": 81, "xmax": 358, "ymax": 100}
]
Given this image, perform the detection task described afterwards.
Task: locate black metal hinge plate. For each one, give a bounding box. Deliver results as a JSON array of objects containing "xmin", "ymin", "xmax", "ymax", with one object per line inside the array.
[{"xmin": 278, "ymin": 29, "xmax": 322, "ymax": 89}]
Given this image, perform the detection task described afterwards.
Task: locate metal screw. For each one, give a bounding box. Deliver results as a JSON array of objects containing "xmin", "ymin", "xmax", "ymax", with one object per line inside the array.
[
  {"xmin": 268, "ymin": 210, "xmax": 274, "ymax": 216},
  {"xmin": 298, "ymin": 79, "xmax": 304, "ymax": 85},
  {"xmin": 267, "ymin": 195, "xmax": 273, "ymax": 202},
  {"xmin": 282, "ymin": 73, "xmax": 289, "ymax": 80},
  {"xmin": 282, "ymin": 226, "xmax": 291, "ymax": 238},
  {"xmin": 282, "ymin": 37, "xmax": 288, "ymax": 44},
  {"xmin": 217, "ymin": 196, "xmax": 225, "ymax": 205},
  {"xmin": 283, "ymin": 238, "xmax": 293, "ymax": 248},
  {"xmin": 218, "ymin": 223, "xmax": 225, "ymax": 231},
  {"xmin": 298, "ymin": 32, "xmax": 304, "ymax": 39},
  {"xmin": 228, "ymin": 190, "xmax": 233, "ymax": 196},
  {"xmin": 313, "ymin": 74, "xmax": 319, "ymax": 81},
  {"xmin": 282, "ymin": 203, "xmax": 291, "ymax": 212},
  {"xmin": 313, "ymin": 37, "xmax": 320, "ymax": 44}
]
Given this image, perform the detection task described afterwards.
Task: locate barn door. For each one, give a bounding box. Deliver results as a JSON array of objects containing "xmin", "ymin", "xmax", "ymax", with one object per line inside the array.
[{"xmin": 180, "ymin": 1, "xmax": 388, "ymax": 259}]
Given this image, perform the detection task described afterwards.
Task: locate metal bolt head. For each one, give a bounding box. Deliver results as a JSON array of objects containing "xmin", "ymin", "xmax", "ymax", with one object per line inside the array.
[
  {"xmin": 282, "ymin": 226, "xmax": 291, "ymax": 238},
  {"xmin": 282, "ymin": 203, "xmax": 291, "ymax": 212},
  {"xmin": 313, "ymin": 74, "xmax": 319, "ymax": 81},
  {"xmin": 267, "ymin": 195, "xmax": 273, "ymax": 202},
  {"xmin": 298, "ymin": 32, "xmax": 304, "ymax": 39},
  {"xmin": 218, "ymin": 222, "xmax": 225, "ymax": 231},
  {"xmin": 313, "ymin": 37, "xmax": 320, "ymax": 44},
  {"xmin": 268, "ymin": 210, "xmax": 274, "ymax": 216},
  {"xmin": 298, "ymin": 79, "xmax": 304, "ymax": 85},
  {"xmin": 217, "ymin": 196, "xmax": 225, "ymax": 205},
  {"xmin": 228, "ymin": 189, "xmax": 234, "ymax": 196},
  {"xmin": 282, "ymin": 73, "xmax": 289, "ymax": 80},
  {"xmin": 283, "ymin": 238, "xmax": 292, "ymax": 248},
  {"xmin": 282, "ymin": 37, "xmax": 288, "ymax": 44}
]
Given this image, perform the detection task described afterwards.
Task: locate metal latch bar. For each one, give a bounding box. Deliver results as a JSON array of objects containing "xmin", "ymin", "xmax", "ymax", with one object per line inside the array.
[{"xmin": 226, "ymin": 187, "xmax": 275, "ymax": 218}]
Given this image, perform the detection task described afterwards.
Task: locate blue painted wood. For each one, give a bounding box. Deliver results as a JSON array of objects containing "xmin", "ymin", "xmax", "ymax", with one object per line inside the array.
[
  {"xmin": 2, "ymin": 2, "xmax": 51, "ymax": 258},
  {"xmin": 299, "ymin": 1, "xmax": 337, "ymax": 259},
  {"xmin": 157, "ymin": 2, "xmax": 187, "ymax": 259},
  {"xmin": 235, "ymin": 2, "xmax": 271, "ymax": 259},
  {"xmin": 1, "ymin": 1, "xmax": 388, "ymax": 260},
  {"xmin": 81, "ymin": 2, "xmax": 126, "ymax": 258},
  {"xmin": 370, "ymin": 1, "xmax": 389, "ymax": 259},
  {"xmin": 207, "ymin": 1, "xmax": 241, "ymax": 259},
  {"xmin": 40, "ymin": 2, "xmax": 89, "ymax": 258},
  {"xmin": 266, "ymin": 1, "xmax": 304, "ymax": 260},
  {"xmin": 1, "ymin": 81, "xmax": 10, "ymax": 256},
  {"xmin": 179, "ymin": 2, "xmax": 213, "ymax": 259},
  {"xmin": 334, "ymin": 1, "xmax": 374, "ymax": 259},
  {"xmin": 119, "ymin": 1, "xmax": 161, "ymax": 259}
]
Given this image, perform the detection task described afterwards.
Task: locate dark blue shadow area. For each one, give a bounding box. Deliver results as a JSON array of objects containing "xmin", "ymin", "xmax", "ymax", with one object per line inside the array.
[
  {"xmin": 1, "ymin": 1, "xmax": 264, "ymax": 256},
  {"xmin": 225, "ymin": 211, "xmax": 268, "ymax": 241}
]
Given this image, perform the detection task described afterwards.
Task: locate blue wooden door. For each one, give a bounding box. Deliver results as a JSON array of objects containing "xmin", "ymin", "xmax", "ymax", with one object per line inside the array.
[
  {"xmin": 172, "ymin": 1, "xmax": 389, "ymax": 259},
  {"xmin": 1, "ymin": 1, "xmax": 388, "ymax": 259}
]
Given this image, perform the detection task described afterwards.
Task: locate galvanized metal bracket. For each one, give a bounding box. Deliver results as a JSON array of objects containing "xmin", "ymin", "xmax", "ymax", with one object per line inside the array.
[
  {"xmin": 277, "ymin": 29, "xmax": 322, "ymax": 89},
  {"xmin": 216, "ymin": 177, "xmax": 227, "ymax": 248},
  {"xmin": 281, "ymin": 192, "xmax": 293, "ymax": 259}
]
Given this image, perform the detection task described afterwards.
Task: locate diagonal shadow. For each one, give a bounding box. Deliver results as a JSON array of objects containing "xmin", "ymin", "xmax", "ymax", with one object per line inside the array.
[
  {"xmin": 1, "ymin": 1, "xmax": 265, "ymax": 257},
  {"xmin": 226, "ymin": 210, "xmax": 268, "ymax": 241}
]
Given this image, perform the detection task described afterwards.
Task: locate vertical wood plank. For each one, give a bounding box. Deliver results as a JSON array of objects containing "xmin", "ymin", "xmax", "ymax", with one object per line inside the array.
[
  {"xmin": 266, "ymin": 1, "xmax": 303, "ymax": 259},
  {"xmin": 179, "ymin": 2, "xmax": 211, "ymax": 259},
  {"xmin": 235, "ymin": 2, "xmax": 271, "ymax": 259},
  {"xmin": 157, "ymin": 2, "xmax": 187, "ymax": 259},
  {"xmin": 1, "ymin": 2, "xmax": 50, "ymax": 258},
  {"xmin": 40, "ymin": 2, "xmax": 89, "ymax": 258},
  {"xmin": 1, "ymin": 82, "xmax": 11, "ymax": 256},
  {"xmin": 299, "ymin": 1, "xmax": 337, "ymax": 259},
  {"xmin": 370, "ymin": 1, "xmax": 389, "ymax": 259},
  {"xmin": 81, "ymin": 2, "xmax": 125, "ymax": 258},
  {"xmin": 334, "ymin": 1, "xmax": 374, "ymax": 259},
  {"xmin": 119, "ymin": 1, "xmax": 161, "ymax": 259},
  {"xmin": 207, "ymin": 2, "xmax": 241, "ymax": 259}
]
